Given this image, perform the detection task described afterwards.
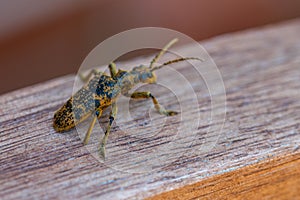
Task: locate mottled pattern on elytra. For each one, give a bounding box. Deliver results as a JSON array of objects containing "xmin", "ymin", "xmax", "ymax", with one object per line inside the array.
[{"xmin": 53, "ymin": 65, "xmax": 156, "ymax": 132}]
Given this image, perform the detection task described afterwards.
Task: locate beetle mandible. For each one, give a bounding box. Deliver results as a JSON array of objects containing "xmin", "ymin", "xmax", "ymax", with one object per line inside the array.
[{"xmin": 53, "ymin": 38, "xmax": 202, "ymax": 158}]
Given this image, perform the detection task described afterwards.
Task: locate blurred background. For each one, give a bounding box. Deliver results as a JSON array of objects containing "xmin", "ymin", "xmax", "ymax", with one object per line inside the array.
[{"xmin": 0, "ymin": 0, "xmax": 299, "ymax": 94}]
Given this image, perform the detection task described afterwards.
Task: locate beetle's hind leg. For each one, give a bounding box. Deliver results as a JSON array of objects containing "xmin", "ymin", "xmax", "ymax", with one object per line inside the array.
[
  {"xmin": 99, "ymin": 102, "xmax": 118, "ymax": 159},
  {"xmin": 83, "ymin": 110, "xmax": 103, "ymax": 145},
  {"xmin": 130, "ymin": 91, "xmax": 178, "ymax": 116}
]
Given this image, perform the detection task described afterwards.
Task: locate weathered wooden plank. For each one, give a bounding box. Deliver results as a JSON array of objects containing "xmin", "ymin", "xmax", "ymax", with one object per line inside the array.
[{"xmin": 1, "ymin": 19, "xmax": 300, "ymax": 199}]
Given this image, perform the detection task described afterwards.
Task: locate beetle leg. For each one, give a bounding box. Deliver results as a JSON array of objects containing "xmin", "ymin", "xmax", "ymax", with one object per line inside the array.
[
  {"xmin": 130, "ymin": 91, "xmax": 178, "ymax": 116},
  {"xmin": 79, "ymin": 69, "xmax": 102, "ymax": 83},
  {"xmin": 83, "ymin": 109, "xmax": 103, "ymax": 145},
  {"xmin": 109, "ymin": 62, "xmax": 118, "ymax": 78},
  {"xmin": 99, "ymin": 102, "xmax": 117, "ymax": 159}
]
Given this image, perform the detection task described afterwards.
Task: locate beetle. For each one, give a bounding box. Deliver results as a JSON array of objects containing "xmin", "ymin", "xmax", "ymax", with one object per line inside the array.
[{"xmin": 53, "ymin": 38, "xmax": 202, "ymax": 158}]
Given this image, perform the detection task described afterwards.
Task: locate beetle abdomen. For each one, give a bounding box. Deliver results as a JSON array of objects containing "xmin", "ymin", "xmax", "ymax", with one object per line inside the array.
[{"xmin": 53, "ymin": 87, "xmax": 95, "ymax": 132}]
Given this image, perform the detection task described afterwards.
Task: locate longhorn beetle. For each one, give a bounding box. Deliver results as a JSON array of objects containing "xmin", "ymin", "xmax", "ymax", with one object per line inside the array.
[{"xmin": 53, "ymin": 38, "xmax": 203, "ymax": 158}]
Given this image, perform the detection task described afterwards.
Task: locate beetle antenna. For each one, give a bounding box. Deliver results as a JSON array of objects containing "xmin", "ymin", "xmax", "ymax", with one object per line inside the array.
[
  {"xmin": 149, "ymin": 38, "xmax": 178, "ymax": 69},
  {"xmin": 150, "ymin": 57, "xmax": 203, "ymax": 71}
]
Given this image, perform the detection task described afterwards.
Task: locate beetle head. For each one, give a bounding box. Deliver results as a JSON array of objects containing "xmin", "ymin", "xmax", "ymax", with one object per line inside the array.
[{"xmin": 132, "ymin": 65, "xmax": 157, "ymax": 84}]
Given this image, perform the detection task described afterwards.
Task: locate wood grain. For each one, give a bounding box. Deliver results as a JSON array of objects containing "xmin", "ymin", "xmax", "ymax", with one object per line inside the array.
[
  {"xmin": 1, "ymin": 19, "xmax": 300, "ymax": 199},
  {"xmin": 147, "ymin": 153, "xmax": 300, "ymax": 200}
]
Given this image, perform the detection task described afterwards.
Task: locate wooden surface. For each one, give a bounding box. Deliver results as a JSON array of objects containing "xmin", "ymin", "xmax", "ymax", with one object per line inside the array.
[
  {"xmin": 1, "ymin": 19, "xmax": 300, "ymax": 199},
  {"xmin": 148, "ymin": 153, "xmax": 300, "ymax": 200}
]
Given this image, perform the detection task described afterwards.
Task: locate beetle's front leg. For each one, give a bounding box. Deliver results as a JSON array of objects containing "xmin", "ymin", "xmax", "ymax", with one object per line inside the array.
[
  {"xmin": 130, "ymin": 91, "xmax": 178, "ymax": 116},
  {"xmin": 99, "ymin": 102, "xmax": 117, "ymax": 159}
]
